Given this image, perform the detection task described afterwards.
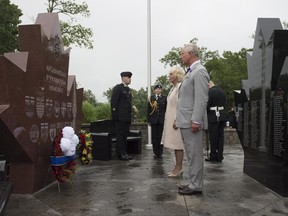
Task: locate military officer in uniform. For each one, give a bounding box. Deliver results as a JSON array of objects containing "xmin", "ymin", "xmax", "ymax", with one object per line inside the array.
[
  {"xmin": 206, "ymin": 81, "xmax": 227, "ymax": 162},
  {"xmin": 111, "ymin": 71, "xmax": 133, "ymax": 161},
  {"xmin": 147, "ymin": 84, "xmax": 167, "ymax": 159}
]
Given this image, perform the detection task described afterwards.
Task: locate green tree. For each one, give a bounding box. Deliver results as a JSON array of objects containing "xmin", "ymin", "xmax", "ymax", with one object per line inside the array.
[
  {"xmin": 207, "ymin": 48, "xmax": 250, "ymax": 110},
  {"xmin": 160, "ymin": 39, "xmax": 249, "ymax": 110},
  {"xmin": 103, "ymin": 87, "xmax": 113, "ymax": 102},
  {"xmin": 83, "ymin": 89, "xmax": 97, "ymax": 106},
  {"xmin": 0, "ymin": 0, "xmax": 22, "ymax": 54},
  {"xmin": 159, "ymin": 46, "xmax": 182, "ymax": 68},
  {"xmin": 132, "ymin": 87, "xmax": 148, "ymax": 122},
  {"xmin": 46, "ymin": 0, "xmax": 93, "ymax": 49},
  {"xmin": 159, "ymin": 38, "xmax": 219, "ymax": 70},
  {"xmin": 82, "ymin": 100, "xmax": 96, "ymax": 123},
  {"xmin": 95, "ymin": 103, "xmax": 111, "ymax": 120},
  {"xmin": 103, "ymin": 87, "xmax": 148, "ymax": 122}
]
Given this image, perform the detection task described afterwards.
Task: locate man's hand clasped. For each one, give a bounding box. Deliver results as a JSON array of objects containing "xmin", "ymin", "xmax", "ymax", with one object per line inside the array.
[
  {"xmin": 191, "ymin": 122, "xmax": 201, "ymax": 133},
  {"xmin": 173, "ymin": 120, "xmax": 178, "ymax": 130},
  {"xmin": 173, "ymin": 123, "xmax": 178, "ymax": 130}
]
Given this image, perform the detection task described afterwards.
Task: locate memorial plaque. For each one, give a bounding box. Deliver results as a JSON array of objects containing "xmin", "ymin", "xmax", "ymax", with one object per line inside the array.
[
  {"xmin": 236, "ymin": 104, "xmax": 243, "ymax": 132},
  {"xmin": 259, "ymin": 98, "xmax": 269, "ymax": 149},
  {"xmin": 243, "ymin": 102, "xmax": 250, "ymax": 147},
  {"xmin": 250, "ymin": 100, "xmax": 260, "ymax": 149},
  {"xmin": 236, "ymin": 18, "xmax": 288, "ymax": 196},
  {"xmin": 272, "ymin": 93, "xmax": 285, "ymax": 157},
  {"xmin": 0, "ymin": 13, "xmax": 83, "ymax": 193}
]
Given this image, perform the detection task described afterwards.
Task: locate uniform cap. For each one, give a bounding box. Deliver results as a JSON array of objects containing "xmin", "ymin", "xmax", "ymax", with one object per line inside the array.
[
  {"xmin": 120, "ymin": 71, "xmax": 132, "ymax": 78},
  {"xmin": 154, "ymin": 84, "xmax": 162, "ymax": 90}
]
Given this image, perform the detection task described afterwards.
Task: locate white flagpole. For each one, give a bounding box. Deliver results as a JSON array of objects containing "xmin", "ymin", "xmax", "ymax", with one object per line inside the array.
[{"xmin": 147, "ymin": 0, "xmax": 152, "ymax": 146}]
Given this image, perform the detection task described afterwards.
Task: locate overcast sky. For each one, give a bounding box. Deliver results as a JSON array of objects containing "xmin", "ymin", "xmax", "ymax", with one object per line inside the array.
[{"xmin": 10, "ymin": 0, "xmax": 288, "ymax": 102}]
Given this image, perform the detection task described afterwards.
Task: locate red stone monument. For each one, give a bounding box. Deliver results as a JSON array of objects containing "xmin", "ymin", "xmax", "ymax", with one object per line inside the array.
[{"xmin": 0, "ymin": 13, "xmax": 83, "ymax": 193}]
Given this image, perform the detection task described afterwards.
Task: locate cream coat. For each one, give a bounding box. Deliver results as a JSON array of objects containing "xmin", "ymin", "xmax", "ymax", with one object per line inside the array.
[{"xmin": 163, "ymin": 83, "xmax": 184, "ymax": 150}]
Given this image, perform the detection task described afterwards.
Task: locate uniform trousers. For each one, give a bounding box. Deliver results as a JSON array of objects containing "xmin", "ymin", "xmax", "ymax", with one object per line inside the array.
[
  {"xmin": 208, "ymin": 121, "xmax": 226, "ymax": 161},
  {"xmin": 115, "ymin": 120, "xmax": 130, "ymax": 156},
  {"xmin": 151, "ymin": 123, "xmax": 164, "ymax": 156},
  {"xmin": 180, "ymin": 128, "xmax": 204, "ymax": 191}
]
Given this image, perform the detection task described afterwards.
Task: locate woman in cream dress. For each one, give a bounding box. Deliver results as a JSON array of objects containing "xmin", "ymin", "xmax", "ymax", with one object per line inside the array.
[{"xmin": 162, "ymin": 66, "xmax": 185, "ymax": 177}]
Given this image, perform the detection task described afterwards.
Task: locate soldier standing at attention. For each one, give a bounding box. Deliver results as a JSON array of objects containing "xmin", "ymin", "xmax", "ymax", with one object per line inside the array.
[
  {"xmin": 205, "ymin": 80, "xmax": 227, "ymax": 162},
  {"xmin": 111, "ymin": 71, "xmax": 133, "ymax": 161},
  {"xmin": 147, "ymin": 84, "xmax": 167, "ymax": 159}
]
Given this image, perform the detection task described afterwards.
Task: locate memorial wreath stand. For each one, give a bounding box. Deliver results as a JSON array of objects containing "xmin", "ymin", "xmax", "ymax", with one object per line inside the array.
[
  {"xmin": 50, "ymin": 155, "xmax": 76, "ymax": 192},
  {"xmin": 50, "ymin": 127, "xmax": 78, "ymax": 192}
]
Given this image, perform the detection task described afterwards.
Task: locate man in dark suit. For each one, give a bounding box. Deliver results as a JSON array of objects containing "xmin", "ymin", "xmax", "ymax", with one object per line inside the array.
[
  {"xmin": 111, "ymin": 71, "xmax": 133, "ymax": 161},
  {"xmin": 147, "ymin": 84, "xmax": 167, "ymax": 159},
  {"xmin": 206, "ymin": 81, "xmax": 227, "ymax": 162}
]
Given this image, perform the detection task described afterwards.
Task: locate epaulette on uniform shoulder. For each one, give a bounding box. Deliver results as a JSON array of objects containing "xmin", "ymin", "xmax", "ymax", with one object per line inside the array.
[{"xmin": 115, "ymin": 83, "xmax": 122, "ymax": 88}]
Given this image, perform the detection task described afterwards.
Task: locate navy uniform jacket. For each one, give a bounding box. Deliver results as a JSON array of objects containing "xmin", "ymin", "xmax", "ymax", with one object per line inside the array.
[
  {"xmin": 147, "ymin": 95, "xmax": 167, "ymax": 124},
  {"xmin": 111, "ymin": 83, "xmax": 132, "ymax": 122},
  {"xmin": 207, "ymin": 86, "xmax": 227, "ymax": 123}
]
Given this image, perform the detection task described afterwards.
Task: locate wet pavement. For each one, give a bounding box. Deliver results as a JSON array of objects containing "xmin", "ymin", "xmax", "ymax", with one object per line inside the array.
[{"xmin": 5, "ymin": 144, "xmax": 288, "ymax": 216}]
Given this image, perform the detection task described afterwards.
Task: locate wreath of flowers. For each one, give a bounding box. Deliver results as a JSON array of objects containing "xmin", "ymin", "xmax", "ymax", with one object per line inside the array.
[
  {"xmin": 51, "ymin": 128, "xmax": 78, "ymax": 183},
  {"xmin": 78, "ymin": 130, "xmax": 93, "ymax": 165}
]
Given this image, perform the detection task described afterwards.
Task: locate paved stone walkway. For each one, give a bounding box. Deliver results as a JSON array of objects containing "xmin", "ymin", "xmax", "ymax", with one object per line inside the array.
[{"xmin": 5, "ymin": 144, "xmax": 288, "ymax": 216}]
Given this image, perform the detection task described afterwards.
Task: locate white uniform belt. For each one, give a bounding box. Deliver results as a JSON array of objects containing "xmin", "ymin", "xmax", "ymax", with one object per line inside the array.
[
  {"xmin": 209, "ymin": 106, "xmax": 224, "ymax": 120},
  {"xmin": 209, "ymin": 106, "xmax": 224, "ymax": 111}
]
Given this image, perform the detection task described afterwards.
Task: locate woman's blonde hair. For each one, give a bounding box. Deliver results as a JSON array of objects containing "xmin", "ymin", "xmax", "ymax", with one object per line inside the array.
[{"xmin": 169, "ymin": 66, "xmax": 185, "ymax": 83}]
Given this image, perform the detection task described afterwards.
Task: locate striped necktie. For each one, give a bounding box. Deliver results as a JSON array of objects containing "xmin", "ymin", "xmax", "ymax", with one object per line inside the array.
[{"xmin": 186, "ymin": 67, "xmax": 191, "ymax": 75}]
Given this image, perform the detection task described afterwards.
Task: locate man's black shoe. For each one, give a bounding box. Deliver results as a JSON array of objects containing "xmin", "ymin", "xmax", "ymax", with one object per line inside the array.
[
  {"xmin": 118, "ymin": 155, "xmax": 129, "ymax": 161},
  {"xmin": 205, "ymin": 158, "xmax": 219, "ymax": 162},
  {"xmin": 125, "ymin": 154, "xmax": 133, "ymax": 160},
  {"xmin": 178, "ymin": 187, "xmax": 202, "ymax": 195},
  {"xmin": 154, "ymin": 155, "xmax": 163, "ymax": 159},
  {"xmin": 217, "ymin": 157, "xmax": 224, "ymax": 162},
  {"xmin": 178, "ymin": 185, "xmax": 189, "ymax": 190}
]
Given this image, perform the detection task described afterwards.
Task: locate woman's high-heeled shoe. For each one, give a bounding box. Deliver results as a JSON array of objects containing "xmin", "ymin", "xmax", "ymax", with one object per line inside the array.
[
  {"xmin": 166, "ymin": 171, "xmax": 172, "ymax": 175},
  {"xmin": 167, "ymin": 169, "xmax": 183, "ymax": 177}
]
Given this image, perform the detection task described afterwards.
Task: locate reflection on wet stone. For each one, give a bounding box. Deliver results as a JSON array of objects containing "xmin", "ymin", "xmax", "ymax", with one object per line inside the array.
[{"xmin": 155, "ymin": 194, "xmax": 173, "ymax": 202}]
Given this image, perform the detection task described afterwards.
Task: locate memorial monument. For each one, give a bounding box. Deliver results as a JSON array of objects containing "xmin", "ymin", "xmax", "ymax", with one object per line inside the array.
[
  {"xmin": 235, "ymin": 18, "xmax": 288, "ymax": 196},
  {"xmin": 0, "ymin": 13, "xmax": 83, "ymax": 193}
]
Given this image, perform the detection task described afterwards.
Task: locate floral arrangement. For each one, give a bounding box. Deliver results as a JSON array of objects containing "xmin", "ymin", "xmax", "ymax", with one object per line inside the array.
[
  {"xmin": 51, "ymin": 126, "xmax": 79, "ymax": 183},
  {"xmin": 78, "ymin": 130, "xmax": 93, "ymax": 165}
]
